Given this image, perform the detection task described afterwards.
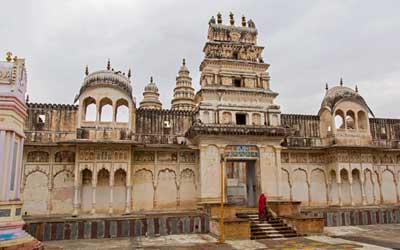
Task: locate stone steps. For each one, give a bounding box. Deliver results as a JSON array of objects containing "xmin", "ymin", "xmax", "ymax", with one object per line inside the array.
[{"xmin": 237, "ymin": 212, "xmax": 301, "ymax": 240}]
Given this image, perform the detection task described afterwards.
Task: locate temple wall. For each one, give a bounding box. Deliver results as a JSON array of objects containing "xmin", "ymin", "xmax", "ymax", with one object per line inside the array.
[
  {"xmin": 281, "ymin": 150, "xmax": 400, "ymax": 207},
  {"xmin": 21, "ymin": 146, "xmax": 199, "ymax": 215}
]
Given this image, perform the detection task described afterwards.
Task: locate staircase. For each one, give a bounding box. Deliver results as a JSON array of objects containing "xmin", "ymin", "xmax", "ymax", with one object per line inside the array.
[{"xmin": 236, "ymin": 212, "xmax": 300, "ymax": 240}]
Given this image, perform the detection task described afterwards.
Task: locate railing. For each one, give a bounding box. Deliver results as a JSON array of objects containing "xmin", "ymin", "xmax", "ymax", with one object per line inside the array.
[
  {"xmin": 25, "ymin": 131, "xmax": 76, "ymax": 143},
  {"xmin": 186, "ymin": 123, "xmax": 289, "ymax": 137},
  {"xmin": 283, "ymin": 137, "xmax": 321, "ymax": 148}
]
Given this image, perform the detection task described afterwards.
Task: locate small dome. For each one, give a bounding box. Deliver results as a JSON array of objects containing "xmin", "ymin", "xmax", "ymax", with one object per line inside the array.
[
  {"xmin": 320, "ymin": 85, "xmax": 374, "ymax": 117},
  {"xmin": 75, "ymin": 69, "xmax": 132, "ymax": 102},
  {"xmin": 144, "ymin": 76, "xmax": 159, "ymax": 93}
]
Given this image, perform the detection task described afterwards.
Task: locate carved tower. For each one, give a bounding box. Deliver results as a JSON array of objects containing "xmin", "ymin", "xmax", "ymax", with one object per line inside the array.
[{"xmin": 195, "ymin": 13, "xmax": 281, "ymax": 126}]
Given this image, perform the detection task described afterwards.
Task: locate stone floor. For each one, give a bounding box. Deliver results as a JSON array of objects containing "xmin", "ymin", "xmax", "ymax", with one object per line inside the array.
[{"xmin": 43, "ymin": 224, "xmax": 400, "ymax": 250}]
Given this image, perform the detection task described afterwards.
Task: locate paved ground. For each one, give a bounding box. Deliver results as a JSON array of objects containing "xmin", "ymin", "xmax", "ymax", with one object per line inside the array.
[{"xmin": 43, "ymin": 224, "xmax": 400, "ymax": 250}]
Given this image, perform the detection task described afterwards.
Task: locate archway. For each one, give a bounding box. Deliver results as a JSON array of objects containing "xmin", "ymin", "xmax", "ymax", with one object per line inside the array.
[
  {"xmin": 329, "ymin": 170, "xmax": 339, "ymax": 205},
  {"xmin": 132, "ymin": 169, "xmax": 154, "ymax": 210},
  {"xmin": 99, "ymin": 97, "xmax": 113, "ymax": 122},
  {"xmin": 156, "ymin": 169, "xmax": 178, "ymax": 209},
  {"xmin": 292, "ymin": 169, "xmax": 308, "ymax": 204},
  {"xmin": 351, "ymin": 169, "xmax": 362, "ymax": 205},
  {"xmin": 340, "ymin": 169, "xmax": 351, "ymax": 205},
  {"xmin": 22, "ymin": 172, "xmax": 49, "ymax": 215},
  {"xmin": 310, "ymin": 169, "xmax": 327, "ymax": 206},
  {"xmin": 81, "ymin": 169, "xmax": 92, "ymax": 213},
  {"xmin": 96, "ymin": 168, "xmax": 110, "ymax": 213},
  {"xmin": 114, "ymin": 169, "xmax": 127, "ymax": 213},
  {"xmin": 382, "ymin": 170, "xmax": 397, "ymax": 203}
]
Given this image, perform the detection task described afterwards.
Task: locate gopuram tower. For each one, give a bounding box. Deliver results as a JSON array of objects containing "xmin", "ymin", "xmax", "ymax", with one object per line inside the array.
[{"xmin": 0, "ymin": 53, "xmax": 42, "ymax": 249}]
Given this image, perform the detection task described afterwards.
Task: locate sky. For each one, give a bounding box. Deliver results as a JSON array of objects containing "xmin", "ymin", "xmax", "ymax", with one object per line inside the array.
[{"xmin": 1, "ymin": 0, "xmax": 400, "ymax": 118}]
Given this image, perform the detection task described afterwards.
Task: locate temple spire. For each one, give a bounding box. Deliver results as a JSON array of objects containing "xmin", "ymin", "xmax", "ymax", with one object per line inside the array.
[{"xmin": 171, "ymin": 59, "xmax": 195, "ymax": 111}]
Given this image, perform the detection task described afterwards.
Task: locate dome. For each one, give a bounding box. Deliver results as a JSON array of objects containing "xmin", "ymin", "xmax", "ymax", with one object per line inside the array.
[
  {"xmin": 319, "ymin": 85, "xmax": 374, "ymax": 117},
  {"xmin": 144, "ymin": 77, "xmax": 159, "ymax": 93},
  {"xmin": 74, "ymin": 67, "xmax": 132, "ymax": 102}
]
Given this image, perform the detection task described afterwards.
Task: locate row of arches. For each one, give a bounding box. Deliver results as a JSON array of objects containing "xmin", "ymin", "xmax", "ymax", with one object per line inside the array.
[
  {"xmin": 26, "ymin": 150, "xmax": 75, "ymax": 163},
  {"xmin": 82, "ymin": 97, "xmax": 130, "ymax": 123},
  {"xmin": 334, "ymin": 109, "xmax": 368, "ymax": 130},
  {"xmin": 281, "ymin": 167, "xmax": 399, "ymax": 206}
]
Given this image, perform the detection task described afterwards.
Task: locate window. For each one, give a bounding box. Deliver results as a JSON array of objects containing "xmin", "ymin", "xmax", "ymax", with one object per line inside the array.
[
  {"xmin": 234, "ymin": 78, "xmax": 241, "ymax": 87},
  {"xmin": 233, "ymin": 52, "xmax": 239, "ymax": 60},
  {"xmin": 236, "ymin": 113, "xmax": 246, "ymax": 125}
]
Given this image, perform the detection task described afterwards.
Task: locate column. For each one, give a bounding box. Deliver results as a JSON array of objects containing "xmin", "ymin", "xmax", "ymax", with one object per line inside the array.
[
  {"xmin": 274, "ymin": 146, "xmax": 282, "ymax": 197},
  {"xmin": 360, "ymin": 175, "xmax": 367, "ymax": 205},
  {"xmin": 125, "ymin": 185, "xmax": 132, "ymax": 214},
  {"xmin": 395, "ymin": 182, "xmax": 400, "ymax": 203},
  {"xmin": 349, "ymin": 179, "xmax": 354, "ymax": 206},
  {"xmin": 72, "ymin": 157, "xmax": 80, "ymax": 216},
  {"xmin": 91, "ymin": 171, "xmax": 96, "ymax": 215},
  {"xmin": 338, "ymin": 171, "xmax": 342, "ymax": 207}
]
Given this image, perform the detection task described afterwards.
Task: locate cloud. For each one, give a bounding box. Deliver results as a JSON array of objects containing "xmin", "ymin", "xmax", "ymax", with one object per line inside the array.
[{"xmin": 1, "ymin": 0, "xmax": 399, "ymax": 117}]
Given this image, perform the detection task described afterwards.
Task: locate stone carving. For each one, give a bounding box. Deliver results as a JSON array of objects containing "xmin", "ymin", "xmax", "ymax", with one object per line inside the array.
[
  {"xmin": 134, "ymin": 151, "xmax": 155, "ymax": 162},
  {"xmin": 179, "ymin": 152, "xmax": 196, "ymax": 163},
  {"xmin": 27, "ymin": 151, "xmax": 49, "ymax": 162},
  {"xmin": 55, "ymin": 151, "xmax": 75, "ymax": 162},
  {"xmin": 79, "ymin": 150, "xmax": 95, "ymax": 161},
  {"xmin": 158, "ymin": 152, "xmax": 178, "ymax": 162},
  {"xmin": 113, "ymin": 150, "xmax": 128, "ymax": 161},
  {"xmin": 96, "ymin": 150, "xmax": 112, "ymax": 161}
]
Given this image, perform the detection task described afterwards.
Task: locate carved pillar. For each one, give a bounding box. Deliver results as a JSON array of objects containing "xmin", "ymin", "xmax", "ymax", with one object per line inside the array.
[
  {"xmin": 378, "ymin": 174, "xmax": 384, "ymax": 204},
  {"xmin": 327, "ymin": 182, "xmax": 331, "ymax": 206},
  {"xmin": 72, "ymin": 154, "xmax": 80, "ymax": 216},
  {"xmin": 91, "ymin": 170, "xmax": 97, "ymax": 215},
  {"xmin": 349, "ymin": 180, "xmax": 354, "ymax": 206},
  {"xmin": 125, "ymin": 185, "xmax": 132, "ymax": 214},
  {"xmin": 360, "ymin": 174, "xmax": 367, "ymax": 205},
  {"xmin": 307, "ymin": 182, "xmax": 311, "ymax": 206},
  {"xmin": 337, "ymin": 171, "xmax": 342, "ymax": 207},
  {"xmin": 395, "ymin": 181, "xmax": 400, "ymax": 203}
]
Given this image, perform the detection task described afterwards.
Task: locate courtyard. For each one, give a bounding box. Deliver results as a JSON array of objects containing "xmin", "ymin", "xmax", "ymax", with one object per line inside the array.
[{"xmin": 43, "ymin": 224, "xmax": 400, "ymax": 250}]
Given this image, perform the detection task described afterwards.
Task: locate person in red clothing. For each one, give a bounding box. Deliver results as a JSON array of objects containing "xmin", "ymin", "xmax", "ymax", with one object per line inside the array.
[{"xmin": 258, "ymin": 193, "xmax": 268, "ymax": 220}]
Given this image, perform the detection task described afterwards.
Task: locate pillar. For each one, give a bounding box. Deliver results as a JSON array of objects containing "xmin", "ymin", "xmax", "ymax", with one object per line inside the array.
[
  {"xmin": 91, "ymin": 172, "xmax": 96, "ymax": 215},
  {"xmin": 125, "ymin": 185, "xmax": 132, "ymax": 214},
  {"xmin": 72, "ymin": 163, "xmax": 80, "ymax": 216},
  {"xmin": 360, "ymin": 175, "xmax": 367, "ymax": 205},
  {"xmin": 349, "ymin": 177, "xmax": 354, "ymax": 206}
]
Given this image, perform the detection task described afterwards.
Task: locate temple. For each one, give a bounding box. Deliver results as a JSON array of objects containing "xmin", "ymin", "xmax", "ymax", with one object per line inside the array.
[{"xmin": 10, "ymin": 13, "xmax": 400, "ymax": 241}]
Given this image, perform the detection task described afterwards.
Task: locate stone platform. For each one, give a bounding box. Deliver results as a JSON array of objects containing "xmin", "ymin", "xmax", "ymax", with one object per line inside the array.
[{"xmin": 23, "ymin": 210, "xmax": 208, "ymax": 242}]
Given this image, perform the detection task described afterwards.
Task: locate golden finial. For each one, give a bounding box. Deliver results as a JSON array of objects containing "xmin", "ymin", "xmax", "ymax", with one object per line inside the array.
[
  {"xmin": 13, "ymin": 56, "xmax": 18, "ymax": 62},
  {"xmin": 6, "ymin": 52, "xmax": 12, "ymax": 62},
  {"xmin": 182, "ymin": 58, "xmax": 186, "ymax": 66},
  {"xmin": 150, "ymin": 76, "xmax": 153, "ymax": 83},
  {"xmin": 107, "ymin": 58, "xmax": 111, "ymax": 70},
  {"xmin": 242, "ymin": 15, "xmax": 246, "ymax": 27},
  {"xmin": 128, "ymin": 68, "xmax": 131, "ymax": 78},
  {"xmin": 229, "ymin": 12, "xmax": 234, "ymax": 25},
  {"xmin": 85, "ymin": 65, "xmax": 89, "ymax": 76}
]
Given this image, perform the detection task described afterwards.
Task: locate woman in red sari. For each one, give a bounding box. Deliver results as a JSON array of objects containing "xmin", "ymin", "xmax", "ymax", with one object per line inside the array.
[{"xmin": 258, "ymin": 193, "xmax": 267, "ymax": 220}]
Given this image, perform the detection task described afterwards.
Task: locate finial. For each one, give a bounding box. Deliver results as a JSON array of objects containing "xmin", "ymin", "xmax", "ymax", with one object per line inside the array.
[
  {"xmin": 26, "ymin": 94, "xmax": 29, "ymax": 103},
  {"xmin": 217, "ymin": 12, "xmax": 222, "ymax": 24},
  {"xmin": 355, "ymin": 85, "xmax": 358, "ymax": 93},
  {"xmin": 340, "ymin": 77, "xmax": 343, "ymax": 86},
  {"xmin": 107, "ymin": 58, "xmax": 111, "ymax": 70},
  {"xmin": 150, "ymin": 76, "xmax": 153, "ymax": 83},
  {"xmin": 85, "ymin": 65, "xmax": 89, "ymax": 76},
  {"xmin": 182, "ymin": 58, "xmax": 186, "ymax": 66},
  {"xmin": 242, "ymin": 15, "xmax": 246, "ymax": 27},
  {"xmin": 209, "ymin": 16, "xmax": 216, "ymax": 25},
  {"xmin": 6, "ymin": 52, "xmax": 12, "ymax": 62},
  {"xmin": 128, "ymin": 68, "xmax": 131, "ymax": 78},
  {"xmin": 325, "ymin": 83, "xmax": 329, "ymax": 91},
  {"xmin": 229, "ymin": 12, "xmax": 234, "ymax": 25}
]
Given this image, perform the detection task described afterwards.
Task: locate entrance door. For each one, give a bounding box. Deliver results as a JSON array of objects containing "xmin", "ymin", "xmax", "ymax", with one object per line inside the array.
[{"xmin": 226, "ymin": 160, "xmax": 257, "ymax": 207}]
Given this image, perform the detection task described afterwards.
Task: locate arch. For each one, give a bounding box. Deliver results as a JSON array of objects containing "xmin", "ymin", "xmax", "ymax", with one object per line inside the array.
[
  {"xmin": 340, "ymin": 169, "xmax": 351, "ymax": 205},
  {"xmin": 252, "ymin": 113, "xmax": 261, "ymax": 125},
  {"xmin": 179, "ymin": 168, "xmax": 197, "ymax": 208},
  {"xmin": 82, "ymin": 97, "xmax": 96, "ymax": 121},
  {"xmin": 381, "ymin": 169, "xmax": 397, "ymax": 203},
  {"xmin": 22, "ymin": 171, "xmax": 49, "ymax": 215},
  {"xmin": 96, "ymin": 168, "xmax": 110, "ymax": 212},
  {"xmin": 115, "ymin": 98, "xmax": 129, "ymax": 123},
  {"xmin": 334, "ymin": 109, "xmax": 345, "ymax": 129},
  {"xmin": 54, "ymin": 151, "xmax": 75, "ymax": 162},
  {"xmin": 27, "ymin": 151, "xmax": 49, "ymax": 162},
  {"xmin": 364, "ymin": 169, "xmax": 376, "ymax": 205},
  {"xmin": 99, "ymin": 97, "xmax": 113, "ymax": 122},
  {"xmin": 156, "ymin": 168, "xmax": 178, "ymax": 209},
  {"xmin": 280, "ymin": 168, "xmax": 291, "ymax": 201},
  {"xmin": 351, "ymin": 169, "xmax": 362, "ymax": 205},
  {"xmin": 81, "ymin": 169, "xmax": 93, "ymax": 213},
  {"xmin": 133, "ymin": 168, "xmax": 154, "ymax": 210},
  {"xmin": 292, "ymin": 168, "xmax": 308, "ymax": 204},
  {"xmin": 310, "ymin": 168, "xmax": 327, "ymax": 206},
  {"xmin": 329, "ymin": 170, "xmax": 339, "ymax": 205},
  {"xmin": 357, "ymin": 110, "xmax": 368, "ymax": 130},
  {"xmin": 345, "ymin": 110, "xmax": 356, "ymax": 129},
  {"xmin": 52, "ymin": 169, "xmax": 74, "ymax": 214},
  {"xmin": 222, "ymin": 112, "xmax": 232, "ymax": 124},
  {"xmin": 114, "ymin": 168, "xmax": 127, "ymax": 213}
]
